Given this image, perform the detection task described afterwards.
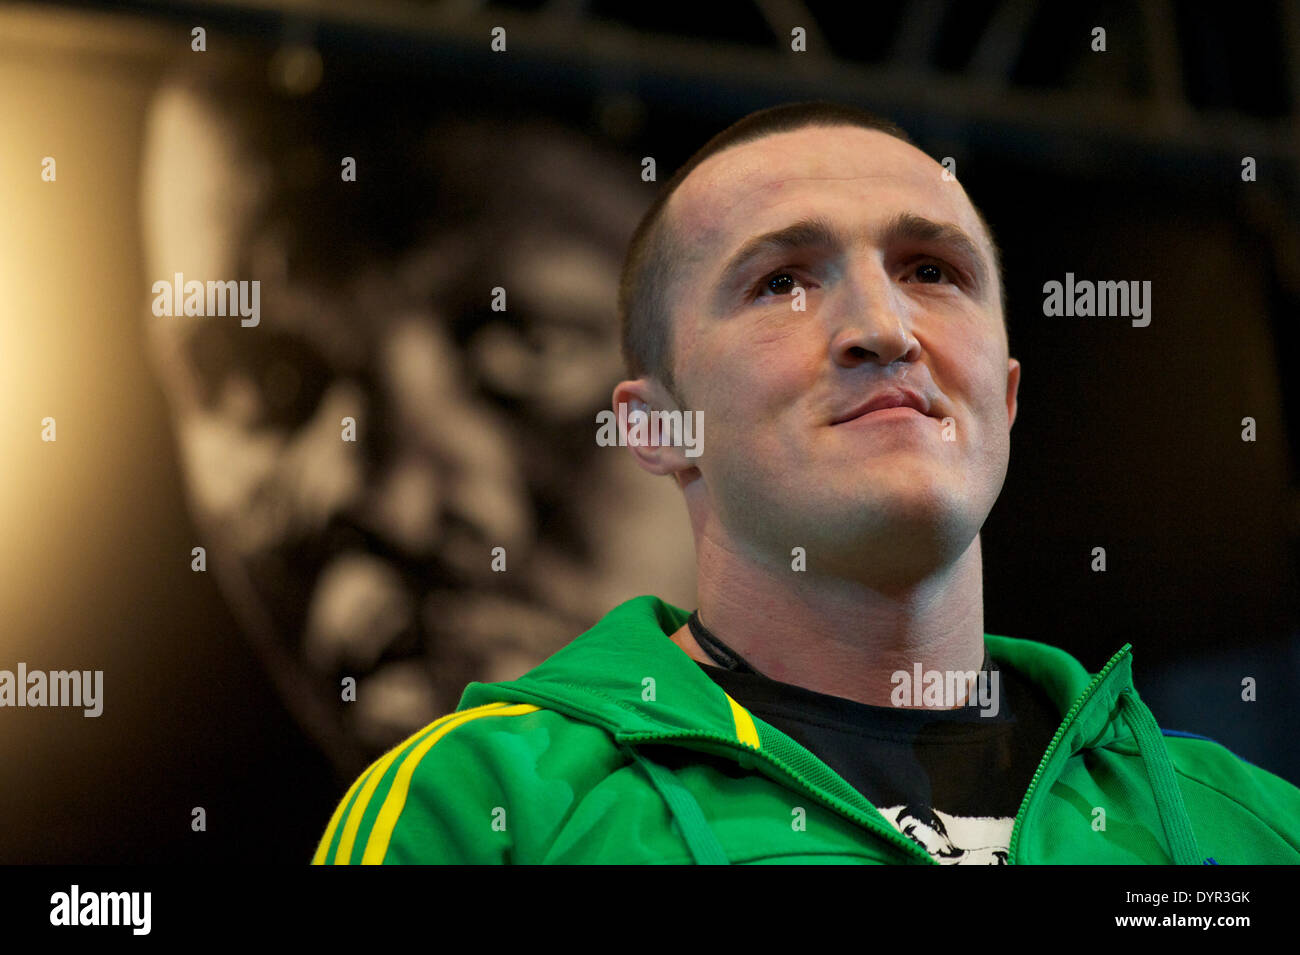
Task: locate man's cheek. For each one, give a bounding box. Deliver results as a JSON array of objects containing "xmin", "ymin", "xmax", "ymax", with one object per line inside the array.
[
  {"xmin": 179, "ymin": 414, "xmax": 283, "ymax": 513},
  {"xmin": 174, "ymin": 417, "xmax": 306, "ymax": 556}
]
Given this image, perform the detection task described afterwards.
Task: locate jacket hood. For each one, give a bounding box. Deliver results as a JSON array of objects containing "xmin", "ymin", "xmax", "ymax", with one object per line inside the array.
[
  {"xmin": 465, "ymin": 595, "xmax": 1095, "ymax": 742},
  {"xmin": 458, "ymin": 594, "xmax": 1203, "ymax": 864},
  {"xmin": 462, "ymin": 595, "xmax": 741, "ymax": 737}
]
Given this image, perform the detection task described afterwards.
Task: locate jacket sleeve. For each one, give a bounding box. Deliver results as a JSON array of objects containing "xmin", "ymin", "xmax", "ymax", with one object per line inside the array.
[
  {"xmin": 311, "ymin": 702, "xmax": 529, "ymax": 864},
  {"xmin": 311, "ymin": 700, "xmax": 627, "ymax": 864},
  {"xmin": 1163, "ymin": 733, "xmax": 1300, "ymax": 863}
]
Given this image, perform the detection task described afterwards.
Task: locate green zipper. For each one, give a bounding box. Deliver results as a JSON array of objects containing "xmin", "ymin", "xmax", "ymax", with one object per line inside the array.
[
  {"xmin": 621, "ymin": 728, "xmax": 938, "ymax": 865},
  {"xmin": 1006, "ymin": 643, "xmax": 1133, "ymax": 865}
]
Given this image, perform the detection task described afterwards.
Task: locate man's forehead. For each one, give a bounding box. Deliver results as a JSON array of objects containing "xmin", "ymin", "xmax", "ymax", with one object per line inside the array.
[{"xmin": 668, "ymin": 125, "xmax": 983, "ymax": 262}]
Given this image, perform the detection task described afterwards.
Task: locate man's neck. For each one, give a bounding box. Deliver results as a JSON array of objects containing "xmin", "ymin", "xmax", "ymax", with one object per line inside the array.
[{"xmin": 671, "ymin": 530, "xmax": 988, "ymax": 708}]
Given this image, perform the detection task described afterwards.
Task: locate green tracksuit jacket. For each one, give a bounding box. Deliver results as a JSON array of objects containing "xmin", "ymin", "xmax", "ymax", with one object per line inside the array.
[{"xmin": 313, "ymin": 595, "xmax": 1300, "ymax": 864}]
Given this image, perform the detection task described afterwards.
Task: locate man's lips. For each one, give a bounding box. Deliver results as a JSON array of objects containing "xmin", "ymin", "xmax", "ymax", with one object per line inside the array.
[{"xmin": 831, "ymin": 388, "xmax": 932, "ymax": 424}]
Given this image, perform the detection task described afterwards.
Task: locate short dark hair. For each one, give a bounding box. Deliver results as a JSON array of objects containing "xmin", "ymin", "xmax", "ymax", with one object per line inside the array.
[{"xmin": 617, "ymin": 101, "xmax": 1004, "ymax": 397}]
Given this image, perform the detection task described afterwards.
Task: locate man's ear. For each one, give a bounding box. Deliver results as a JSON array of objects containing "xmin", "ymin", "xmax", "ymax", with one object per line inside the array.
[
  {"xmin": 610, "ymin": 378, "xmax": 697, "ymax": 477},
  {"xmin": 1005, "ymin": 357, "xmax": 1021, "ymax": 430}
]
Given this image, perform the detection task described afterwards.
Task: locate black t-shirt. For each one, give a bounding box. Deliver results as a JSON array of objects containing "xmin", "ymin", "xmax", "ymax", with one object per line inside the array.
[{"xmin": 696, "ymin": 650, "xmax": 1063, "ymax": 864}]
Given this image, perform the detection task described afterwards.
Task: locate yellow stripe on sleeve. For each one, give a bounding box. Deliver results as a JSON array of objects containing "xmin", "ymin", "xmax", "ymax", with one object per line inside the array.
[
  {"xmin": 724, "ymin": 692, "xmax": 761, "ymax": 749},
  {"xmin": 313, "ymin": 756, "xmax": 377, "ymax": 865},
  {"xmin": 360, "ymin": 702, "xmax": 541, "ymax": 864},
  {"xmin": 330, "ymin": 702, "xmax": 511, "ymax": 865}
]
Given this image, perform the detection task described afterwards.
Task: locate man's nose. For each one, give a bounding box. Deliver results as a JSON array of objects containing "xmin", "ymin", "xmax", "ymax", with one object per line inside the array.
[
  {"xmin": 829, "ymin": 262, "xmax": 920, "ymax": 367},
  {"xmin": 371, "ymin": 317, "xmax": 532, "ymax": 558}
]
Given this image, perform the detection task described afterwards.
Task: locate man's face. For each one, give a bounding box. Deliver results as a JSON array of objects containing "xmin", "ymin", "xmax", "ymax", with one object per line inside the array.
[
  {"xmin": 140, "ymin": 84, "xmax": 696, "ymax": 767},
  {"xmin": 664, "ymin": 125, "xmax": 1019, "ymax": 584}
]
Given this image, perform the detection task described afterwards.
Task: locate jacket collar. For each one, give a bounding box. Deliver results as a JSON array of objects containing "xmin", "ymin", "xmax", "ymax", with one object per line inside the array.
[
  {"xmin": 459, "ymin": 594, "xmax": 1134, "ymax": 751},
  {"xmin": 459, "ymin": 595, "xmax": 728, "ymax": 736},
  {"xmin": 457, "ymin": 595, "xmax": 1202, "ymax": 864}
]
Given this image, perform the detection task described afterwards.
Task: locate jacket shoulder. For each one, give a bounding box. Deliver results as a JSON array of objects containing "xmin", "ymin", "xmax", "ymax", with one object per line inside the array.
[
  {"xmin": 312, "ymin": 700, "xmax": 625, "ymax": 864},
  {"xmin": 1160, "ymin": 731, "xmax": 1300, "ymax": 861}
]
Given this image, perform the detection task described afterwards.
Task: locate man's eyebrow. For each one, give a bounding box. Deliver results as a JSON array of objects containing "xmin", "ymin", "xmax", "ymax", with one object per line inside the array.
[
  {"xmin": 715, "ymin": 216, "xmax": 841, "ymax": 293},
  {"xmin": 714, "ymin": 211, "xmax": 990, "ymax": 292},
  {"xmin": 883, "ymin": 211, "xmax": 990, "ymax": 286}
]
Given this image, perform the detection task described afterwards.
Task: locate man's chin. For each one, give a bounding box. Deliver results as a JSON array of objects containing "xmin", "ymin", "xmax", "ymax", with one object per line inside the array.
[
  {"xmin": 789, "ymin": 492, "xmax": 976, "ymax": 575},
  {"xmin": 836, "ymin": 474, "xmax": 963, "ymax": 524}
]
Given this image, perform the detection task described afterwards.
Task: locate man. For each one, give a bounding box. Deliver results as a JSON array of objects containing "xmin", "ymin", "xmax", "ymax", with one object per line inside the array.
[
  {"xmin": 139, "ymin": 55, "xmax": 694, "ymax": 781},
  {"xmin": 314, "ymin": 101, "xmax": 1300, "ymax": 864}
]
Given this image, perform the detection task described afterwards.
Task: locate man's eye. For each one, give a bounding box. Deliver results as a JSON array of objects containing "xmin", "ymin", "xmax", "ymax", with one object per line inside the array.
[
  {"xmin": 753, "ymin": 270, "xmax": 807, "ymax": 300},
  {"xmin": 909, "ymin": 261, "xmax": 952, "ymax": 284}
]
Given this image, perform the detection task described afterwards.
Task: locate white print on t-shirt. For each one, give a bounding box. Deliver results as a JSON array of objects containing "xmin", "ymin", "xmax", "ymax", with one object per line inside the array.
[{"xmin": 878, "ymin": 804, "xmax": 1013, "ymax": 865}]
